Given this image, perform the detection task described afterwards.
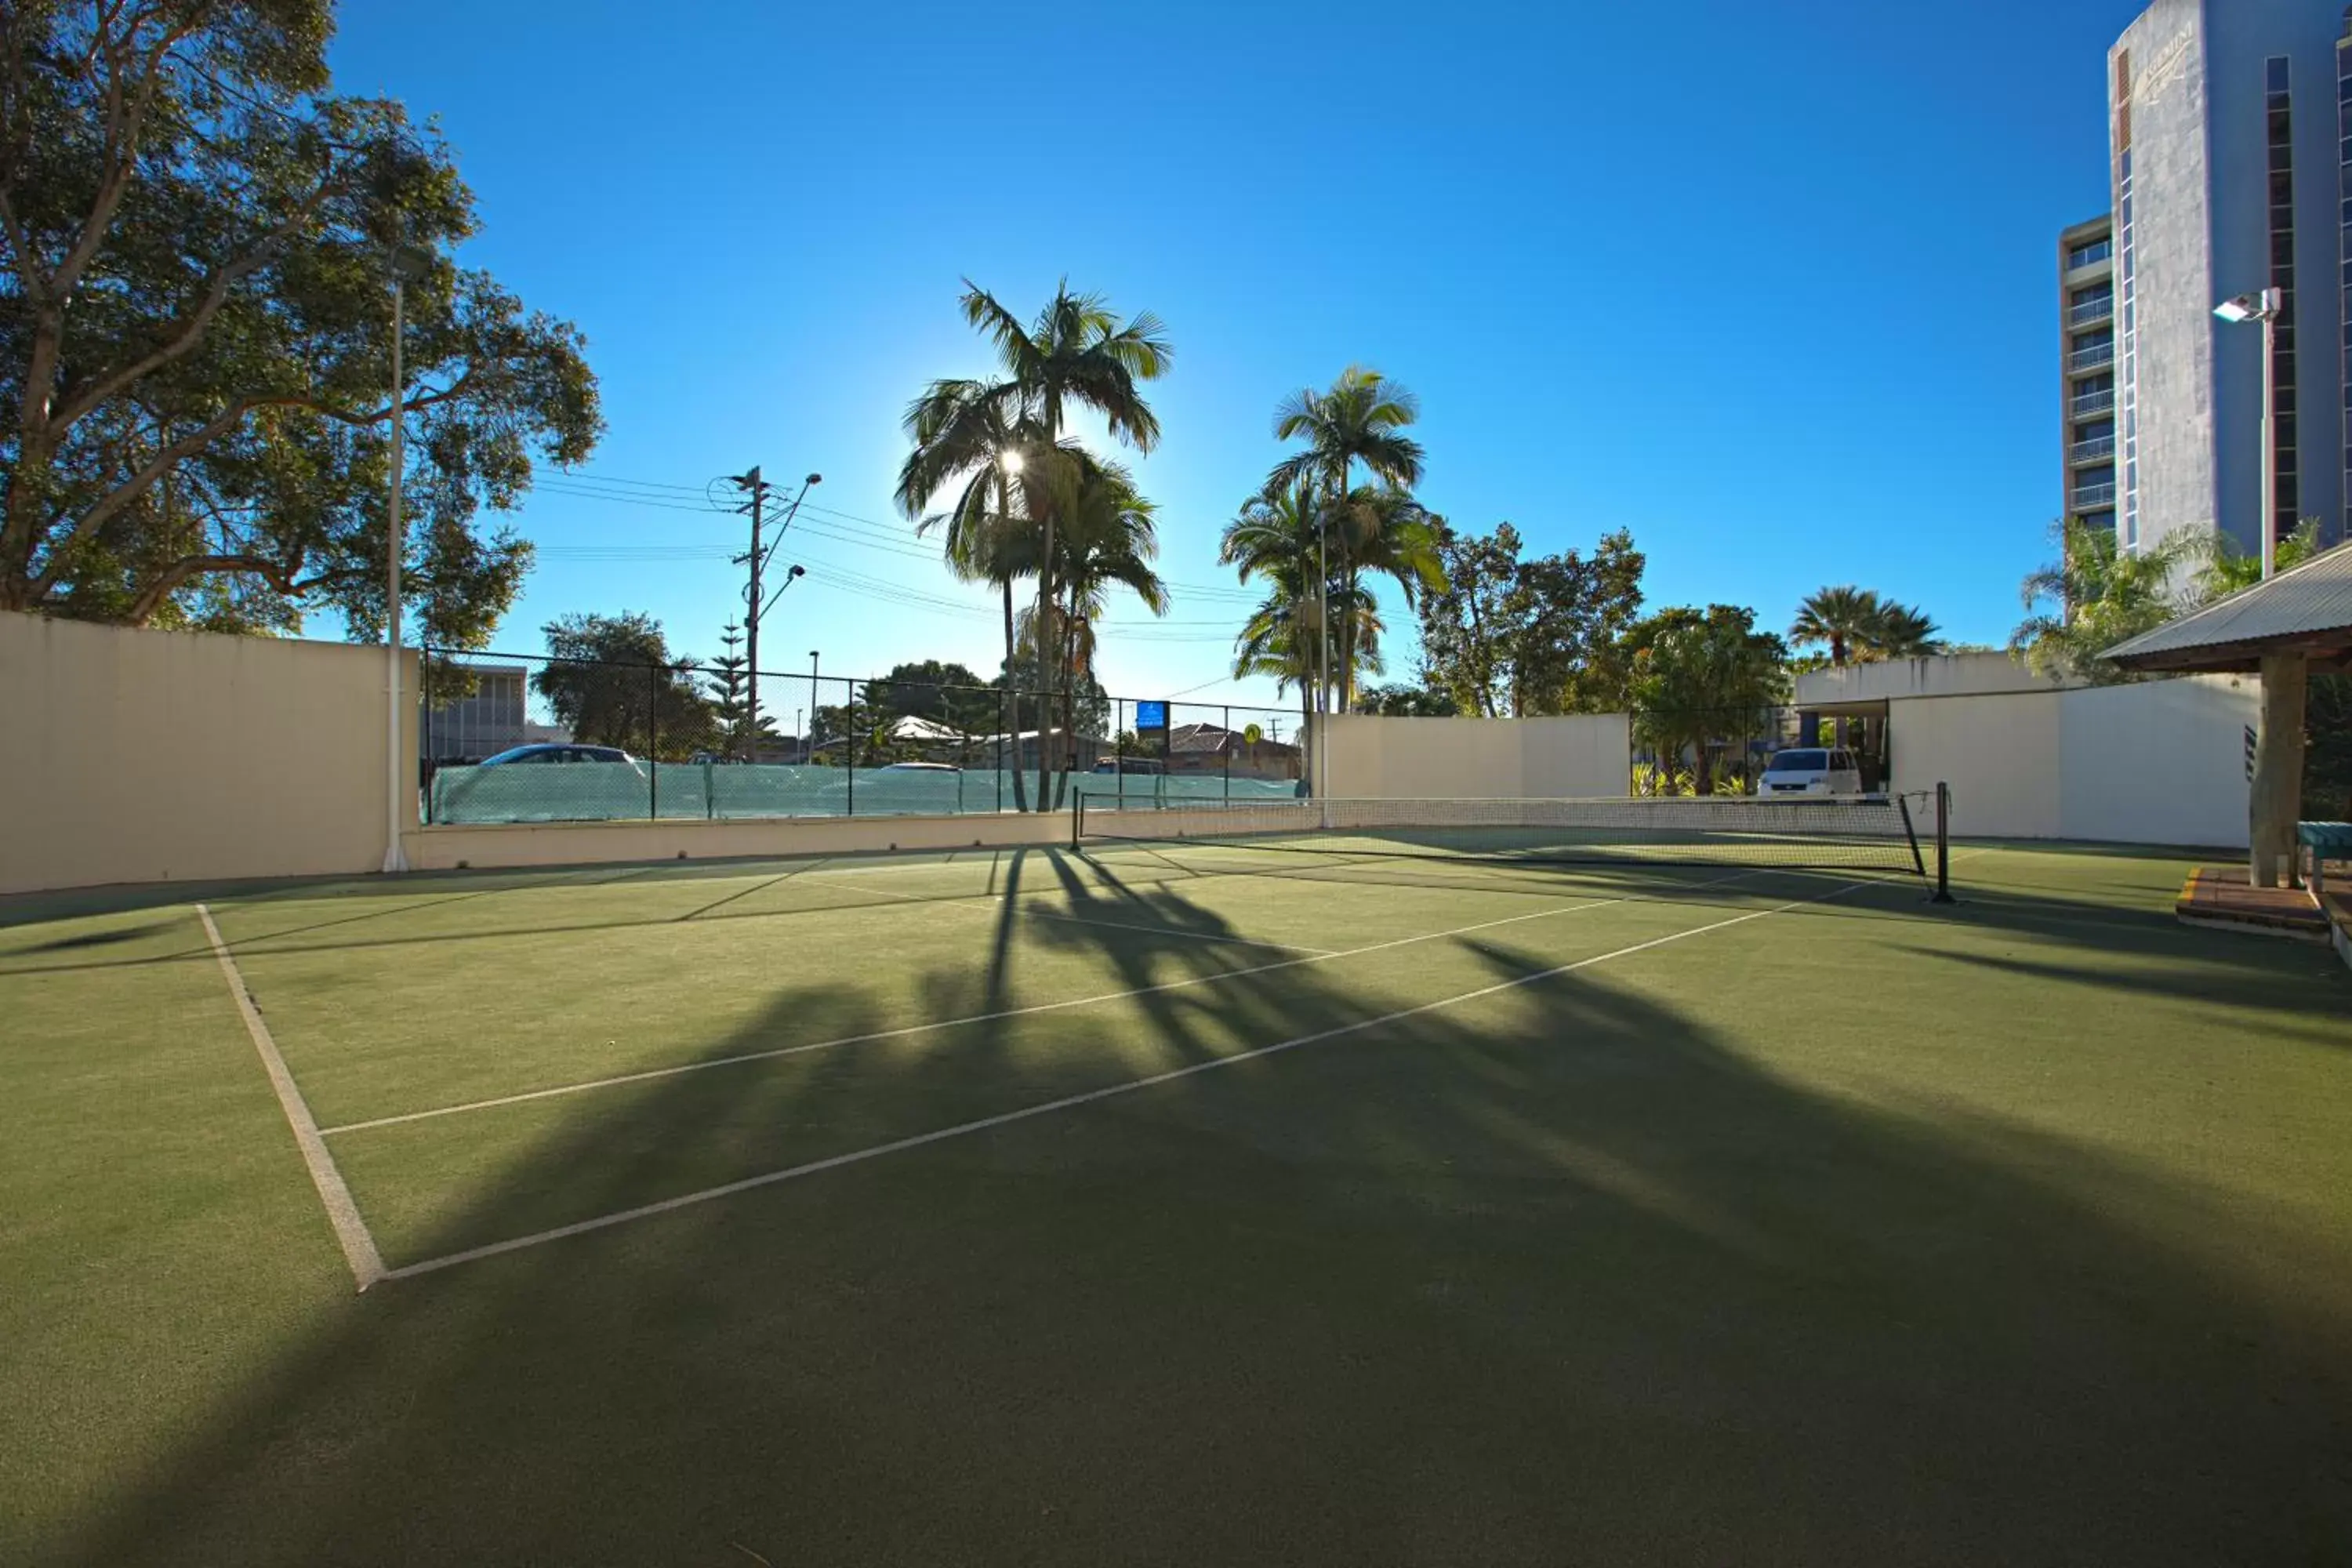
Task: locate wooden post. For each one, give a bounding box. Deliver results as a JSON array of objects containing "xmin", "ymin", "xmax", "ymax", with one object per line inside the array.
[{"xmin": 2249, "ymin": 652, "xmax": 2308, "ymax": 889}]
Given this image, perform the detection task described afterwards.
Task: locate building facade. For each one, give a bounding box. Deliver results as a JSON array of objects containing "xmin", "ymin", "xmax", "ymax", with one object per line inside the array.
[
  {"xmin": 2086, "ymin": 0, "xmax": 2352, "ymax": 564},
  {"xmin": 2059, "ymin": 214, "xmax": 2118, "ymax": 536},
  {"xmin": 421, "ymin": 662, "xmax": 533, "ymax": 762}
]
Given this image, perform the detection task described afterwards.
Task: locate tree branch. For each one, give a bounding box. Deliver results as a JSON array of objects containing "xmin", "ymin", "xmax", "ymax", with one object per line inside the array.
[{"xmin": 49, "ymin": 161, "xmax": 342, "ymax": 431}]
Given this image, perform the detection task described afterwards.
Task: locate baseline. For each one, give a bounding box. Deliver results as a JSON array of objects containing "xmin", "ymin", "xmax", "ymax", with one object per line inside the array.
[{"xmin": 196, "ymin": 903, "xmax": 387, "ymax": 1292}]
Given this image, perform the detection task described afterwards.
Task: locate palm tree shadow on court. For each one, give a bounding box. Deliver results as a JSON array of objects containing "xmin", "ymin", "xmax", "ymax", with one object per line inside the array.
[{"xmin": 34, "ymin": 864, "xmax": 2352, "ymax": 1566}]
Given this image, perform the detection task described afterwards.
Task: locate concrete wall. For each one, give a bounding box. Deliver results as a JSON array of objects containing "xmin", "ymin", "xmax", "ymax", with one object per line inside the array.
[
  {"xmin": 1887, "ymin": 673, "xmax": 2256, "ymax": 847},
  {"xmin": 0, "ymin": 613, "xmax": 415, "ymax": 894},
  {"xmin": 1322, "ymin": 713, "xmax": 1631, "ymax": 800},
  {"xmin": 1794, "ymin": 652, "xmax": 2075, "ymax": 708}
]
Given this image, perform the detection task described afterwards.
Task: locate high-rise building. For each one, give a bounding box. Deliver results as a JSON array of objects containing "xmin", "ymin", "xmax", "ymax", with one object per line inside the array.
[
  {"xmin": 2081, "ymin": 0, "xmax": 2351, "ymax": 562},
  {"xmin": 2059, "ymin": 214, "xmax": 2118, "ymax": 537}
]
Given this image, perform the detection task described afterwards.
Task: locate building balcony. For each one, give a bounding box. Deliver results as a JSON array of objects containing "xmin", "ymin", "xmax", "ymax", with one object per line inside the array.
[
  {"xmin": 2069, "ymin": 389, "xmax": 2116, "ymax": 417},
  {"xmin": 2069, "ymin": 434, "xmax": 2117, "ymax": 463},
  {"xmin": 2067, "ymin": 297, "xmax": 2115, "ymax": 328},
  {"xmin": 2067, "ymin": 342, "xmax": 2115, "ymax": 372},
  {"xmin": 2071, "ymin": 482, "xmax": 2118, "ymax": 509}
]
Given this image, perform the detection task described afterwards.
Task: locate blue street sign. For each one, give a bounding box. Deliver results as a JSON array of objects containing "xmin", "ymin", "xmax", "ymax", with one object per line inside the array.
[{"xmin": 1136, "ymin": 699, "xmax": 1168, "ymax": 731}]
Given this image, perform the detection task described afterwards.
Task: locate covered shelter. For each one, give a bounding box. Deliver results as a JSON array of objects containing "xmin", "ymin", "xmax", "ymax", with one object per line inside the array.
[{"xmin": 2103, "ymin": 542, "xmax": 2352, "ymax": 887}]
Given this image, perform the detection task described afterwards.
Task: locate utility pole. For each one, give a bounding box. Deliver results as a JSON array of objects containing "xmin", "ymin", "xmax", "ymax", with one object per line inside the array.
[{"xmin": 731, "ymin": 467, "xmax": 771, "ymax": 762}]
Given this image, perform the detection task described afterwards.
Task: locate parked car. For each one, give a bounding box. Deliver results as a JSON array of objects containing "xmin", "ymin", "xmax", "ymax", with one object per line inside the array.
[
  {"xmin": 480, "ymin": 742, "xmax": 645, "ymax": 776},
  {"xmin": 1755, "ymin": 746, "xmax": 1862, "ymax": 797},
  {"xmin": 876, "ymin": 760, "xmax": 960, "ymax": 773},
  {"xmin": 1091, "ymin": 757, "xmax": 1166, "ymax": 775}
]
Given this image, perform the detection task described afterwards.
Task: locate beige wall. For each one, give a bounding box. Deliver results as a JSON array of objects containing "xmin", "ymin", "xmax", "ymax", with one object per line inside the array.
[
  {"xmin": 1887, "ymin": 674, "xmax": 2256, "ymax": 847},
  {"xmin": 1322, "ymin": 713, "xmax": 1631, "ymax": 800},
  {"xmin": 0, "ymin": 613, "xmax": 415, "ymax": 894},
  {"xmin": 1886, "ymin": 691, "xmax": 2066, "ymax": 840}
]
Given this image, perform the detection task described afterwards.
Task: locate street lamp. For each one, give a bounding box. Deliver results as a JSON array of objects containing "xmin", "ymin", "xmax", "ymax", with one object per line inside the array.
[
  {"xmin": 382, "ymin": 241, "xmax": 433, "ymax": 875},
  {"xmin": 2213, "ymin": 287, "xmax": 2284, "ymax": 581}
]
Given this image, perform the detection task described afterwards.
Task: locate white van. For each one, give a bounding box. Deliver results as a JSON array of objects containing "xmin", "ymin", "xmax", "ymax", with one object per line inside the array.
[{"xmin": 1755, "ymin": 746, "xmax": 1862, "ymax": 797}]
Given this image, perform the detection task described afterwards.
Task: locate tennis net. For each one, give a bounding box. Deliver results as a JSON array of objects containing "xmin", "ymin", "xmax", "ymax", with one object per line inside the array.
[{"xmin": 1073, "ymin": 793, "xmax": 1933, "ymax": 876}]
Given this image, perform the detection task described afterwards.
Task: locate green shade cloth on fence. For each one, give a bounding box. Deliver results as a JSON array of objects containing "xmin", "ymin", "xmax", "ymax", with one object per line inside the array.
[{"xmin": 426, "ymin": 763, "xmax": 1302, "ymax": 826}]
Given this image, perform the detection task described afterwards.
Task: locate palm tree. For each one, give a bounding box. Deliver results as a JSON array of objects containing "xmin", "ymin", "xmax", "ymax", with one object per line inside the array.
[
  {"xmin": 2192, "ymin": 519, "xmax": 2323, "ymax": 600},
  {"xmin": 1322, "ymin": 484, "xmax": 1444, "ymax": 708},
  {"xmin": 1015, "ymin": 448, "xmax": 1170, "ymax": 806},
  {"xmin": 959, "ymin": 280, "xmax": 1171, "ymax": 807},
  {"xmin": 894, "ymin": 376, "xmax": 1034, "ymax": 809},
  {"xmin": 1266, "ymin": 367, "xmax": 1425, "ymax": 727},
  {"xmin": 2011, "ymin": 518, "xmax": 2200, "ymax": 684},
  {"xmin": 1232, "ymin": 574, "xmax": 1384, "ymax": 793},
  {"xmin": 1221, "ymin": 482, "xmax": 1328, "ymax": 792},
  {"xmin": 1790, "ymin": 586, "xmax": 1883, "ymax": 666},
  {"xmin": 1862, "ymin": 601, "xmax": 1942, "ymax": 659}
]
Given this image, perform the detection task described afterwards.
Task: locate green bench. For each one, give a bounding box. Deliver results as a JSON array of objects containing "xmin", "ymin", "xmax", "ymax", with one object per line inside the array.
[{"xmin": 2299, "ymin": 822, "xmax": 2352, "ymax": 896}]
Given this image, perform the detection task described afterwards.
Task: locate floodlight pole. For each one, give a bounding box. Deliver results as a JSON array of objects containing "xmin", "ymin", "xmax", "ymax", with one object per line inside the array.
[
  {"xmin": 381, "ymin": 248, "xmax": 430, "ymax": 875},
  {"xmin": 2214, "ymin": 288, "xmax": 2283, "ymax": 579},
  {"xmin": 2259, "ymin": 299, "xmax": 2278, "ymax": 583}
]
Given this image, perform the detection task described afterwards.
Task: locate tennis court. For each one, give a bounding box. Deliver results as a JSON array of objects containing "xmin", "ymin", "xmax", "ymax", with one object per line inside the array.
[{"xmin": 5, "ymin": 809, "xmax": 2350, "ymax": 1564}]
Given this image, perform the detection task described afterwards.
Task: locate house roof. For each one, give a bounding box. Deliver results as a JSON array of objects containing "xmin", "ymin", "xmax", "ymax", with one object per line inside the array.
[{"xmin": 2103, "ymin": 541, "xmax": 2352, "ymax": 672}]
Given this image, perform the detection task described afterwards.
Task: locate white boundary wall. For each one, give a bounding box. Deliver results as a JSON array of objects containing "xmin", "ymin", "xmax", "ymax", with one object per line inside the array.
[
  {"xmin": 1323, "ymin": 713, "xmax": 1632, "ymax": 800},
  {"xmin": 1886, "ymin": 674, "xmax": 2259, "ymax": 848}
]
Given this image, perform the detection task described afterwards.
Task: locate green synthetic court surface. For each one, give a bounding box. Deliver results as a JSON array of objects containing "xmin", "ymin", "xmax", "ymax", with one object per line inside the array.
[{"xmin": 4, "ymin": 840, "xmax": 2350, "ymax": 1564}]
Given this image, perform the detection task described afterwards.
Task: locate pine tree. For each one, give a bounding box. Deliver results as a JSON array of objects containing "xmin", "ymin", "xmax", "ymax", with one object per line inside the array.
[{"xmin": 706, "ymin": 622, "xmax": 751, "ymax": 757}]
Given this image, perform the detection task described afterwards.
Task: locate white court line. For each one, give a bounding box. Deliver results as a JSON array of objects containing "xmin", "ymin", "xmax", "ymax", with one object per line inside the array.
[
  {"xmin": 381, "ymin": 876, "xmax": 1874, "ymax": 1283},
  {"xmin": 320, "ymin": 876, "xmax": 1759, "ymax": 1138},
  {"xmin": 197, "ymin": 904, "xmax": 387, "ymax": 1293}
]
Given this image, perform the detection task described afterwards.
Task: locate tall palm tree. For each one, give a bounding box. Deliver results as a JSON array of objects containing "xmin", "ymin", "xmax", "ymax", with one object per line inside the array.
[
  {"xmin": 894, "ymin": 376, "xmax": 1034, "ymax": 809},
  {"xmin": 1231, "ymin": 574, "xmax": 1382, "ymax": 793},
  {"xmin": 1790, "ymin": 586, "xmax": 1883, "ymax": 666},
  {"xmin": 1015, "ymin": 448, "xmax": 1170, "ymax": 805},
  {"xmin": 1266, "ymin": 368, "xmax": 1425, "ymax": 736},
  {"xmin": 960, "ymin": 280, "xmax": 1171, "ymax": 807},
  {"xmin": 1322, "ymin": 484, "xmax": 1444, "ymax": 708}
]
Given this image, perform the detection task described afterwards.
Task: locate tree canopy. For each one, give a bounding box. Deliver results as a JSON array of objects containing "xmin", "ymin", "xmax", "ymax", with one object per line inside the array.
[
  {"xmin": 1415, "ymin": 521, "xmax": 1646, "ymax": 716},
  {"xmin": 532, "ymin": 612, "xmax": 711, "ymax": 760},
  {"xmin": 1624, "ymin": 604, "xmax": 1790, "ymax": 795},
  {"xmin": 0, "ymin": 1, "xmax": 601, "ymax": 637}
]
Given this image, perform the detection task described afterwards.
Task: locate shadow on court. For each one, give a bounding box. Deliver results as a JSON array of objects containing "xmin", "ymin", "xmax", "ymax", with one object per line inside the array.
[{"xmin": 24, "ymin": 847, "xmax": 2352, "ymax": 1568}]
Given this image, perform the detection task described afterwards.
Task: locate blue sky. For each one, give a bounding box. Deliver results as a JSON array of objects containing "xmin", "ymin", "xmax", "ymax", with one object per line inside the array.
[{"xmin": 331, "ymin": 0, "xmax": 2141, "ymax": 717}]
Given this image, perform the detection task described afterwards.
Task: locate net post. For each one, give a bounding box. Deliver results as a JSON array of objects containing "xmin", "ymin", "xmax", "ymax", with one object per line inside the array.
[
  {"xmin": 1930, "ymin": 781, "xmax": 1955, "ymax": 902},
  {"xmin": 1071, "ymin": 789, "xmax": 1083, "ymax": 851}
]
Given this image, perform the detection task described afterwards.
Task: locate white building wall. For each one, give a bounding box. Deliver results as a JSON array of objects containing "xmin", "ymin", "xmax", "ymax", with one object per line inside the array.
[
  {"xmin": 1887, "ymin": 692, "xmax": 2066, "ymax": 840},
  {"xmin": 1886, "ymin": 675, "xmax": 2254, "ymax": 848},
  {"xmin": 1322, "ymin": 714, "xmax": 1631, "ymax": 800},
  {"xmin": 2055, "ymin": 676, "xmax": 2257, "ymax": 846}
]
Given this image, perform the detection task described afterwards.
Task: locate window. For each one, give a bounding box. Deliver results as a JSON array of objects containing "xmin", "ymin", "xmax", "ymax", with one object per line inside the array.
[
  {"xmin": 2074, "ymin": 371, "xmax": 2114, "ymax": 395},
  {"xmin": 2067, "ymin": 238, "xmax": 2113, "ymax": 270},
  {"xmin": 1769, "ymin": 751, "xmax": 1828, "ymax": 773},
  {"xmin": 2076, "ymin": 417, "xmax": 2115, "ymax": 442},
  {"xmin": 2069, "ymin": 284, "xmax": 2113, "ymax": 307},
  {"xmin": 2071, "ymin": 331, "xmax": 2111, "ymax": 354}
]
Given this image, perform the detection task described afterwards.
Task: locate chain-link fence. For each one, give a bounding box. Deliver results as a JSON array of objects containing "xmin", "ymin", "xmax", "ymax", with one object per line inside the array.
[{"xmin": 418, "ymin": 649, "xmax": 1301, "ymax": 826}]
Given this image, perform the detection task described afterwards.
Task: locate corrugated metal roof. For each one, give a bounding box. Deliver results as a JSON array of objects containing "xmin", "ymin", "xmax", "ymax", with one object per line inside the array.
[{"xmin": 2103, "ymin": 541, "xmax": 2352, "ymax": 669}]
